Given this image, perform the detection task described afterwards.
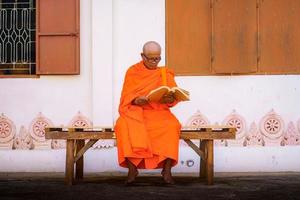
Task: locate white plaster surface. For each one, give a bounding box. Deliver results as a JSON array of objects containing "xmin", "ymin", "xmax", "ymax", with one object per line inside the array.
[{"xmin": 0, "ymin": 0, "xmax": 299, "ymax": 172}]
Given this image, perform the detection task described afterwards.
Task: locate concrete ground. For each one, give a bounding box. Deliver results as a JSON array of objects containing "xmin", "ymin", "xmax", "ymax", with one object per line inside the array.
[{"xmin": 0, "ymin": 172, "xmax": 299, "ymax": 200}]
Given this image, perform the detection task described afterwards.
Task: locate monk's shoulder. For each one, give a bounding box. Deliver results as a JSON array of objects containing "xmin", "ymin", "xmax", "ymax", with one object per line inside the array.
[
  {"xmin": 164, "ymin": 66, "xmax": 175, "ymax": 76},
  {"xmin": 124, "ymin": 64, "xmax": 138, "ymax": 77}
]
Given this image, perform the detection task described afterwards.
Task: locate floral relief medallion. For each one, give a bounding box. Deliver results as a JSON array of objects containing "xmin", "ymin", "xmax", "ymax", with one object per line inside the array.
[
  {"xmin": 183, "ymin": 111, "xmax": 210, "ymax": 147},
  {"xmin": 68, "ymin": 111, "xmax": 92, "ymax": 128},
  {"xmin": 0, "ymin": 113, "xmax": 16, "ymax": 144},
  {"xmin": 222, "ymin": 110, "xmax": 246, "ymax": 140},
  {"xmin": 185, "ymin": 110, "xmax": 210, "ymax": 128},
  {"xmin": 29, "ymin": 112, "xmax": 54, "ymax": 142},
  {"xmin": 259, "ymin": 109, "xmax": 284, "ymax": 140}
]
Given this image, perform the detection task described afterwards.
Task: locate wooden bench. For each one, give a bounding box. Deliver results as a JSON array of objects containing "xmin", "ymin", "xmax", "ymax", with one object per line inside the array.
[{"xmin": 45, "ymin": 126, "xmax": 236, "ymax": 185}]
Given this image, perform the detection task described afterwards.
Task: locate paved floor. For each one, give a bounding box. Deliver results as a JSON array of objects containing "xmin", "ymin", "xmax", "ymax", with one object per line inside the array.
[{"xmin": 0, "ymin": 172, "xmax": 299, "ymax": 200}]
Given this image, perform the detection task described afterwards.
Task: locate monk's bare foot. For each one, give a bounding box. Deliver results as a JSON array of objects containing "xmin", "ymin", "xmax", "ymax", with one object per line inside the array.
[
  {"xmin": 161, "ymin": 170, "xmax": 175, "ymax": 184},
  {"xmin": 125, "ymin": 169, "xmax": 138, "ymax": 185},
  {"xmin": 125, "ymin": 159, "xmax": 138, "ymax": 185}
]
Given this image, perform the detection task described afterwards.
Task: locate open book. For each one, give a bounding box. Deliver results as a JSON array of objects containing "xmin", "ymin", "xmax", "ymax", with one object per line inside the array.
[{"xmin": 146, "ymin": 86, "xmax": 190, "ymax": 102}]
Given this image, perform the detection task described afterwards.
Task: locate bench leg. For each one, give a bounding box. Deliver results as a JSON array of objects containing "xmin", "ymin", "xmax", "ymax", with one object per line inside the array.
[
  {"xmin": 75, "ymin": 140, "xmax": 85, "ymax": 180},
  {"xmin": 206, "ymin": 140, "xmax": 214, "ymax": 185},
  {"xmin": 65, "ymin": 139, "xmax": 75, "ymax": 185},
  {"xmin": 199, "ymin": 140, "xmax": 207, "ymax": 178}
]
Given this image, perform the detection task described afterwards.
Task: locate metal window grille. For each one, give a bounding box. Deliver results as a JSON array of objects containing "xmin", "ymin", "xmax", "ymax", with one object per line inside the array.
[{"xmin": 0, "ymin": 0, "xmax": 35, "ymax": 75}]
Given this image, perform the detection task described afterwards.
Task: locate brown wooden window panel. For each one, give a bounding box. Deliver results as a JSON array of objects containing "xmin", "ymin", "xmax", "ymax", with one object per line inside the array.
[
  {"xmin": 36, "ymin": 0, "xmax": 80, "ymax": 75},
  {"xmin": 0, "ymin": 0, "xmax": 80, "ymax": 77},
  {"xmin": 259, "ymin": 0, "xmax": 300, "ymax": 74},
  {"xmin": 212, "ymin": 0, "xmax": 257, "ymax": 74},
  {"xmin": 166, "ymin": 0, "xmax": 211, "ymax": 75},
  {"xmin": 166, "ymin": 0, "xmax": 300, "ymax": 76}
]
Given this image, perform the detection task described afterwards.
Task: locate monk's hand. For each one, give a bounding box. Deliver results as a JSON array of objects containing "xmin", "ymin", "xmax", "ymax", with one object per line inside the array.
[
  {"xmin": 133, "ymin": 96, "xmax": 149, "ymax": 106},
  {"xmin": 160, "ymin": 93, "xmax": 175, "ymax": 104}
]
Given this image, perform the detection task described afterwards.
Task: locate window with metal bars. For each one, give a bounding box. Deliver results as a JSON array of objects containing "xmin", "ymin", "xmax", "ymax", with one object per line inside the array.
[{"xmin": 0, "ymin": 0, "xmax": 36, "ymax": 75}]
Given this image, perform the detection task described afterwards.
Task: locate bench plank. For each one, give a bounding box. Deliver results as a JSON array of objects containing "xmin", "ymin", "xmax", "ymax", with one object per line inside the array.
[{"xmin": 45, "ymin": 130, "xmax": 235, "ymax": 140}]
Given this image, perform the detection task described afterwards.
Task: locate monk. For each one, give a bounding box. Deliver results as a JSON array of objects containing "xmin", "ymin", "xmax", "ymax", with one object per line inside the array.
[{"xmin": 114, "ymin": 41, "xmax": 181, "ymax": 185}]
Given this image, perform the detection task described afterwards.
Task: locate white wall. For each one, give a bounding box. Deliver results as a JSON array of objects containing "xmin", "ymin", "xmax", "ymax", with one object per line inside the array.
[
  {"xmin": 0, "ymin": 0, "xmax": 299, "ymax": 173},
  {"xmin": 110, "ymin": 0, "xmax": 300, "ymax": 172},
  {"xmin": 173, "ymin": 75, "xmax": 300, "ymax": 124}
]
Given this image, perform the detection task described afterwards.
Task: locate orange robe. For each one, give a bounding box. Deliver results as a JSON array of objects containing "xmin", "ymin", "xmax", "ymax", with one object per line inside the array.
[{"xmin": 114, "ymin": 61, "xmax": 181, "ymax": 169}]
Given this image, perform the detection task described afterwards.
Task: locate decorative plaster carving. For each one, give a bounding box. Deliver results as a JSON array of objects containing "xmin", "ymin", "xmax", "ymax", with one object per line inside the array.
[
  {"xmin": 68, "ymin": 111, "xmax": 92, "ymax": 128},
  {"xmin": 212, "ymin": 122, "xmax": 228, "ymax": 146},
  {"xmin": 68, "ymin": 111, "xmax": 114, "ymax": 149},
  {"xmin": 185, "ymin": 110, "xmax": 210, "ymax": 127},
  {"xmin": 223, "ymin": 110, "xmax": 246, "ymax": 146},
  {"xmin": 214, "ymin": 139, "xmax": 228, "ymax": 147},
  {"xmin": 29, "ymin": 112, "xmax": 53, "ymax": 149},
  {"xmin": 51, "ymin": 139, "xmax": 66, "ymax": 149},
  {"xmin": 223, "ymin": 110, "xmax": 246, "ymax": 139},
  {"xmin": 183, "ymin": 110, "xmax": 210, "ymax": 147},
  {"xmin": 0, "ymin": 113, "xmax": 16, "ymax": 149},
  {"xmin": 51, "ymin": 125, "xmax": 66, "ymax": 149},
  {"xmin": 243, "ymin": 122, "xmax": 265, "ymax": 146},
  {"xmin": 259, "ymin": 109, "xmax": 284, "ymax": 146},
  {"xmin": 297, "ymin": 119, "xmax": 300, "ymax": 134},
  {"xmin": 13, "ymin": 126, "xmax": 34, "ymax": 150},
  {"xmin": 281, "ymin": 122, "xmax": 300, "ymax": 146},
  {"xmin": 93, "ymin": 139, "xmax": 116, "ymax": 149}
]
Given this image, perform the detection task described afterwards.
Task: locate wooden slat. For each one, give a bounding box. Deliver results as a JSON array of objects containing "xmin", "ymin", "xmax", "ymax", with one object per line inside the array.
[
  {"xmin": 65, "ymin": 140, "xmax": 74, "ymax": 185},
  {"xmin": 45, "ymin": 127, "xmax": 64, "ymax": 132},
  {"xmin": 183, "ymin": 139, "xmax": 205, "ymax": 160},
  {"xmin": 75, "ymin": 140, "xmax": 85, "ymax": 180},
  {"xmin": 74, "ymin": 139, "xmax": 98, "ymax": 163},
  {"xmin": 45, "ymin": 127, "xmax": 236, "ymax": 140},
  {"xmin": 182, "ymin": 125, "xmax": 236, "ymax": 130},
  {"xmin": 45, "ymin": 131, "xmax": 234, "ymax": 140},
  {"xmin": 68, "ymin": 127, "xmax": 114, "ymax": 132},
  {"xmin": 206, "ymin": 140, "xmax": 214, "ymax": 185},
  {"xmin": 45, "ymin": 132, "xmax": 116, "ymax": 140},
  {"xmin": 200, "ymin": 140, "xmax": 207, "ymax": 178},
  {"xmin": 180, "ymin": 131, "xmax": 235, "ymax": 140}
]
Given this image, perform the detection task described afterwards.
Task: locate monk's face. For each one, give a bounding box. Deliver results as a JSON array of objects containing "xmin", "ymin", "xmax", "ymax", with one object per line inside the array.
[{"xmin": 141, "ymin": 51, "xmax": 161, "ymax": 69}]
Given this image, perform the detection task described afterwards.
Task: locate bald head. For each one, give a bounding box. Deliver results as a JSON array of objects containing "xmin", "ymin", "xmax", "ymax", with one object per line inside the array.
[
  {"xmin": 143, "ymin": 41, "xmax": 161, "ymax": 55},
  {"xmin": 141, "ymin": 41, "xmax": 162, "ymax": 69}
]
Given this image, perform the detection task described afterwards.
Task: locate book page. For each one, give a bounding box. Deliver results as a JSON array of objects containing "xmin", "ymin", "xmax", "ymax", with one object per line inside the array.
[{"xmin": 146, "ymin": 86, "xmax": 170, "ymax": 102}]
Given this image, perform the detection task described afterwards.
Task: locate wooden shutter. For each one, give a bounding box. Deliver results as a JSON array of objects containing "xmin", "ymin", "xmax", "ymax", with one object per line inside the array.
[
  {"xmin": 166, "ymin": 0, "xmax": 211, "ymax": 75},
  {"xmin": 36, "ymin": 0, "xmax": 80, "ymax": 75},
  {"xmin": 259, "ymin": 0, "xmax": 300, "ymax": 74},
  {"xmin": 212, "ymin": 0, "xmax": 257, "ymax": 74}
]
